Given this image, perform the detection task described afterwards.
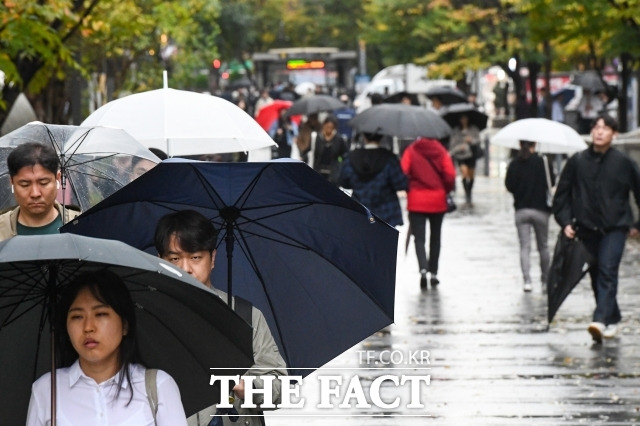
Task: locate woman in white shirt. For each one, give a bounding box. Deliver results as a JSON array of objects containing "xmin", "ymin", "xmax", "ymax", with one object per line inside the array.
[{"xmin": 27, "ymin": 270, "xmax": 187, "ymax": 426}]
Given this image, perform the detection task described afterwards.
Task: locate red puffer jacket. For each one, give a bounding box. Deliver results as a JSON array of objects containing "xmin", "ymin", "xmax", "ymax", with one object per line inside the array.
[{"xmin": 401, "ymin": 137, "xmax": 456, "ymax": 213}]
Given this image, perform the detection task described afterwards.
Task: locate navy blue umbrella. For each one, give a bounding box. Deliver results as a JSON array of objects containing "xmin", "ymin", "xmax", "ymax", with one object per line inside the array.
[{"xmin": 62, "ymin": 159, "xmax": 398, "ymax": 376}]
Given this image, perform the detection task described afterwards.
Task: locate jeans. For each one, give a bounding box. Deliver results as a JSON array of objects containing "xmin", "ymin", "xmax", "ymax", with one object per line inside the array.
[
  {"xmin": 409, "ymin": 212, "xmax": 444, "ymax": 275},
  {"xmin": 581, "ymin": 229, "xmax": 627, "ymax": 326},
  {"xmin": 514, "ymin": 208, "xmax": 550, "ymax": 284}
]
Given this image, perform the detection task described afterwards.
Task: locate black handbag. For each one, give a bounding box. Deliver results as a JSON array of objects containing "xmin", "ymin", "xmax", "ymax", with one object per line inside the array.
[{"xmin": 471, "ymin": 144, "xmax": 485, "ymax": 159}]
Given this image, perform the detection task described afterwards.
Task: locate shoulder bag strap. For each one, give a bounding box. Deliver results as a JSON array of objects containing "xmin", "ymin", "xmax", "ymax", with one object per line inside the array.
[
  {"xmin": 542, "ymin": 155, "xmax": 553, "ymax": 191},
  {"xmin": 145, "ymin": 368, "xmax": 159, "ymax": 425},
  {"xmin": 234, "ymin": 296, "xmax": 253, "ymax": 327}
]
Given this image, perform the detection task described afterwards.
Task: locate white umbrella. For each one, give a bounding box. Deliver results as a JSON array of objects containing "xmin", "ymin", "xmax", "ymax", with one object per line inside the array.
[
  {"xmin": 295, "ymin": 82, "xmax": 316, "ymax": 96},
  {"xmin": 491, "ymin": 118, "xmax": 588, "ymax": 153},
  {"xmin": 82, "ymin": 74, "xmax": 275, "ymax": 157}
]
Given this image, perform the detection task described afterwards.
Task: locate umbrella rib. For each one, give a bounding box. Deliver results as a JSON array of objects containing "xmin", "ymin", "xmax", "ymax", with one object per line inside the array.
[
  {"xmin": 0, "ymin": 291, "xmax": 48, "ymax": 329},
  {"xmin": 233, "ymin": 210, "xmax": 394, "ymax": 319},
  {"xmin": 65, "ymin": 155, "xmax": 117, "ymax": 169},
  {"xmin": 190, "ymin": 166, "xmax": 227, "ymax": 207},
  {"xmin": 133, "ymin": 301, "xmax": 245, "ymax": 372},
  {"xmin": 62, "ymin": 128, "xmax": 93, "ymax": 160},
  {"xmin": 230, "ymin": 229, "xmax": 293, "ymax": 364},
  {"xmin": 32, "ymin": 300, "xmax": 51, "ymax": 383},
  {"xmin": 43, "ymin": 125, "xmax": 64, "ymax": 157},
  {"xmin": 67, "ymin": 167, "xmax": 121, "ymax": 183}
]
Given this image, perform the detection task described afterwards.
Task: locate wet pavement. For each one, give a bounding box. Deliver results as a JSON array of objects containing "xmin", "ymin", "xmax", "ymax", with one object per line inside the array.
[{"xmin": 269, "ymin": 170, "xmax": 640, "ymax": 425}]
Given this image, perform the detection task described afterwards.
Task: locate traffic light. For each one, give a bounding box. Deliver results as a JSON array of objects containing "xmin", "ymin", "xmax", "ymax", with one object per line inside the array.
[{"xmin": 212, "ymin": 59, "xmax": 221, "ymax": 69}]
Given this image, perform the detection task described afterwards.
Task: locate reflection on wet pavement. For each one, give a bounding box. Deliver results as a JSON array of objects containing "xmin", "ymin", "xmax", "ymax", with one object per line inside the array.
[{"xmin": 270, "ymin": 174, "xmax": 640, "ymax": 425}]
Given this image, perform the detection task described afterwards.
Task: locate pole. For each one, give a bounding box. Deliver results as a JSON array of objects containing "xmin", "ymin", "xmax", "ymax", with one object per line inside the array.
[{"xmin": 48, "ymin": 265, "xmax": 58, "ymax": 426}]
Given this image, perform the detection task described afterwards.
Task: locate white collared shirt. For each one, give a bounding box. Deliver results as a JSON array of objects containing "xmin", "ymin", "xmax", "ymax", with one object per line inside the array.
[{"xmin": 27, "ymin": 361, "xmax": 187, "ymax": 426}]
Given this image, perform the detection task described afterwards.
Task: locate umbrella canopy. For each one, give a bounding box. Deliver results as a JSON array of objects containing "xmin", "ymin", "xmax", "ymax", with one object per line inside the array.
[
  {"xmin": 0, "ymin": 233, "xmax": 252, "ymax": 425},
  {"xmin": 294, "ymin": 82, "xmax": 316, "ymax": 96},
  {"xmin": 547, "ymin": 232, "xmax": 595, "ymax": 324},
  {"xmin": 350, "ymin": 103, "xmax": 452, "ymax": 139},
  {"xmin": 0, "ymin": 121, "xmax": 160, "ymax": 212},
  {"xmin": 425, "ymin": 86, "xmax": 468, "ymax": 105},
  {"xmin": 573, "ymin": 71, "xmax": 606, "ymax": 93},
  {"xmin": 286, "ymin": 94, "xmax": 344, "ymax": 116},
  {"xmin": 383, "ymin": 91, "xmax": 420, "ymax": 106},
  {"xmin": 81, "ymin": 88, "xmax": 276, "ymax": 157},
  {"xmin": 442, "ymin": 103, "xmax": 489, "ymax": 131},
  {"xmin": 551, "ymin": 84, "xmax": 578, "ymax": 107},
  {"xmin": 61, "ymin": 159, "xmax": 398, "ymax": 377},
  {"xmin": 491, "ymin": 118, "xmax": 588, "ymax": 153},
  {"xmin": 255, "ymin": 100, "xmax": 301, "ymax": 132}
]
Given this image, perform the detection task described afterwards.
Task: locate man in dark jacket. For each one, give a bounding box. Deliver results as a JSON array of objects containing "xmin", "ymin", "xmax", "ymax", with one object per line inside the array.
[
  {"xmin": 338, "ymin": 132, "xmax": 407, "ymax": 227},
  {"xmin": 553, "ymin": 113, "xmax": 640, "ymax": 342}
]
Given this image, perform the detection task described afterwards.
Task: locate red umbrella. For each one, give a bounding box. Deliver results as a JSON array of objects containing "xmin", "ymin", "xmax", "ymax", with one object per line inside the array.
[{"xmin": 255, "ymin": 100, "xmax": 300, "ymax": 131}]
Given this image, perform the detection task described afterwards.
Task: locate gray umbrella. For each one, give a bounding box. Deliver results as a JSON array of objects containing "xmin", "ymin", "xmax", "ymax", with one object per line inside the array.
[
  {"xmin": 0, "ymin": 233, "xmax": 252, "ymax": 425},
  {"xmin": 350, "ymin": 103, "xmax": 452, "ymax": 139},
  {"xmin": 286, "ymin": 94, "xmax": 344, "ymax": 116},
  {"xmin": 573, "ymin": 71, "xmax": 606, "ymax": 92}
]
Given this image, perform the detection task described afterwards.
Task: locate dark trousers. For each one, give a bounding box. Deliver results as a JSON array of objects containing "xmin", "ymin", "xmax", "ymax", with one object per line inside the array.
[
  {"xmin": 409, "ymin": 212, "xmax": 445, "ymax": 275},
  {"xmin": 581, "ymin": 229, "xmax": 627, "ymax": 326}
]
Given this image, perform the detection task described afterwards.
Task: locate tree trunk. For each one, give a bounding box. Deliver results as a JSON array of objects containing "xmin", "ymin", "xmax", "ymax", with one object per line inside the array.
[
  {"xmin": 618, "ymin": 53, "xmax": 630, "ymax": 132},
  {"xmin": 543, "ymin": 40, "xmax": 552, "ymax": 120}
]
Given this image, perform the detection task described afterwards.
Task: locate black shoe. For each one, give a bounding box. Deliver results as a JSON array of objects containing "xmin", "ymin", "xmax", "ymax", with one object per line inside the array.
[
  {"xmin": 428, "ymin": 272, "xmax": 439, "ymax": 287},
  {"xmin": 420, "ymin": 270, "xmax": 427, "ymax": 289}
]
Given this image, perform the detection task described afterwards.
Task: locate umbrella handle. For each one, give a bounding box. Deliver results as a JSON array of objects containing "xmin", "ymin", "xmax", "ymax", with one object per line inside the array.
[
  {"xmin": 220, "ymin": 207, "xmax": 241, "ymax": 307},
  {"xmin": 48, "ymin": 266, "xmax": 58, "ymax": 426}
]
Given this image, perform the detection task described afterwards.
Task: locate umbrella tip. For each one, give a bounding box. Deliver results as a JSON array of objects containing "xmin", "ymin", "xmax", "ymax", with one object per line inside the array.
[{"xmin": 163, "ymin": 70, "xmax": 168, "ymax": 89}]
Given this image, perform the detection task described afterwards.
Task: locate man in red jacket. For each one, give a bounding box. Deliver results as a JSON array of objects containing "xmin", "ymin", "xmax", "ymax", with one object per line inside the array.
[{"xmin": 401, "ymin": 137, "xmax": 456, "ymax": 289}]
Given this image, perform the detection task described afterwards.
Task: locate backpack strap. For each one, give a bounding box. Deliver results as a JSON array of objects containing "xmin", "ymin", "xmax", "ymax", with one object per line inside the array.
[
  {"xmin": 234, "ymin": 296, "xmax": 253, "ymax": 327},
  {"xmin": 145, "ymin": 368, "xmax": 159, "ymax": 425}
]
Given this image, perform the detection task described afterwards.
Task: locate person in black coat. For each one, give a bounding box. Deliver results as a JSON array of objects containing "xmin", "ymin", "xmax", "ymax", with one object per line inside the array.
[
  {"xmin": 505, "ymin": 141, "xmax": 555, "ymax": 292},
  {"xmin": 553, "ymin": 113, "xmax": 640, "ymax": 342}
]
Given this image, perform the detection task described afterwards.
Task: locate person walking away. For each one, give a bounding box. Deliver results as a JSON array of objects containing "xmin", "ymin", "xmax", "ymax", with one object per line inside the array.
[
  {"xmin": 27, "ymin": 270, "xmax": 187, "ymax": 425},
  {"xmin": 401, "ymin": 137, "xmax": 456, "ymax": 289},
  {"xmin": 338, "ymin": 132, "xmax": 407, "ymax": 227},
  {"xmin": 313, "ymin": 115, "xmax": 349, "ymax": 184},
  {"xmin": 254, "ymin": 89, "xmax": 274, "ymax": 118},
  {"xmin": 293, "ymin": 113, "xmax": 321, "ymax": 166},
  {"xmin": 553, "ymin": 113, "xmax": 640, "ymax": 343},
  {"xmin": 334, "ymin": 94, "xmax": 356, "ymax": 143},
  {"xmin": 154, "ymin": 210, "xmax": 287, "ymax": 426},
  {"xmin": 0, "ymin": 142, "xmax": 80, "ymax": 240},
  {"xmin": 449, "ymin": 114, "xmax": 482, "ymax": 207},
  {"xmin": 576, "ymin": 88, "xmax": 604, "ymax": 134},
  {"xmin": 505, "ymin": 141, "xmax": 555, "ymax": 292},
  {"xmin": 269, "ymin": 108, "xmax": 299, "ymax": 159}
]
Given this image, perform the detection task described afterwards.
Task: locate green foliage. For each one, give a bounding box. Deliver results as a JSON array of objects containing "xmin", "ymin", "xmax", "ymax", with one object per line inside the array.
[
  {"xmin": 3, "ymin": 0, "xmax": 640, "ymax": 122},
  {"xmin": 70, "ymin": 0, "xmax": 221, "ymax": 94},
  {"xmin": 0, "ymin": 0, "xmax": 80, "ymax": 92}
]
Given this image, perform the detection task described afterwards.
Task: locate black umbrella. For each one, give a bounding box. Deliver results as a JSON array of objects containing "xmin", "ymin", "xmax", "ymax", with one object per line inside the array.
[
  {"xmin": 62, "ymin": 159, "xmax": 398, "ymax": 378},
  {"xmin": 383, "ymin": 91, "xmax": 420, "ymax": 106},
  {"xmin": 286, "ymin": 94, "xmax": 344, "ymax": 116},
  {"xmin": 350, "ymin": 103, "xmax": 452, "ymax": 139},
  {"xmin": 425, "ymin": 86, "xmax": 468, "ymax": 105},
  {"xmin": 442, "ymin": 103, "xmax": 489, "ymax": 131},
  {"xmin": 547, "ymin": 231, "xmax": 595, "ymax": 324},
  {"xmin": 0, "ymin": 233, "xmax": 252, "ymax": 425}
]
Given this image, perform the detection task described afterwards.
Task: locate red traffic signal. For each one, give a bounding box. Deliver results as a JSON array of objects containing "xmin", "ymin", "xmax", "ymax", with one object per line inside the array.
[{"xmin": 212, "ymin": 59, "xmax": 221, "ymax": 69}]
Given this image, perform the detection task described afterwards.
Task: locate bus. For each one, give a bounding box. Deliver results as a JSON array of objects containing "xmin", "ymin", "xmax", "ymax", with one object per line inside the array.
[{"xmin": 252, "ymin": 47, "xmax": 357, "ymax": 90}]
